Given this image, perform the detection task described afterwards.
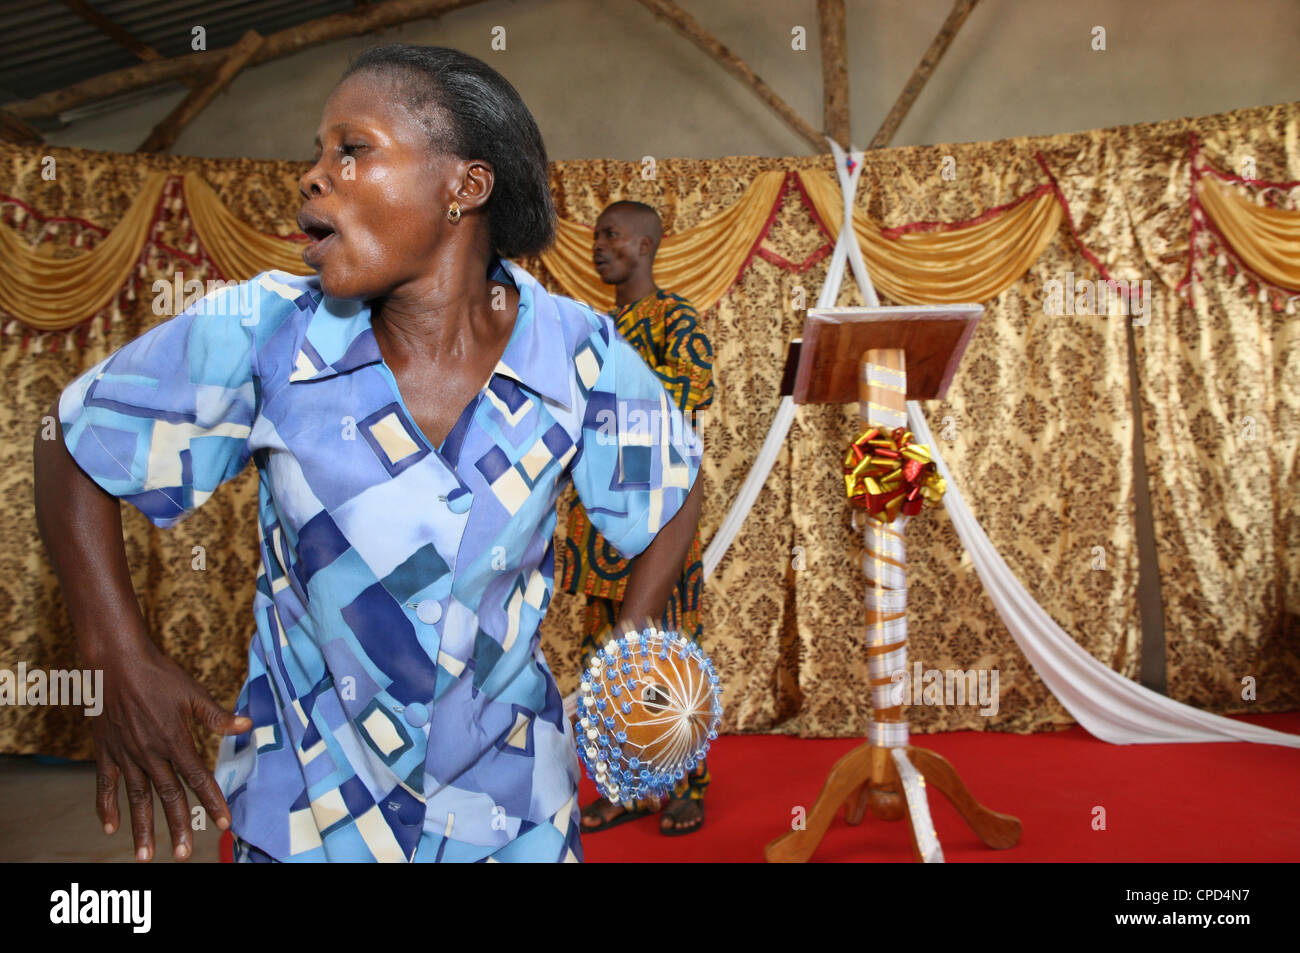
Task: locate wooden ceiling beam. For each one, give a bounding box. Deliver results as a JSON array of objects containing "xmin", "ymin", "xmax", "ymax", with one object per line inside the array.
[
  {"xmin": 817, "ymin": 0, "xmax": 849, "ymax": 147},
  {"xmin": 869, "ymin": 0, "xmax": 980, "ymax": 149},
  {"xmin": 5, "ymin": 0, "xmax": 490, "ymax": 121},
  {"xmin": 631, "ymin": 0, "xmax": 825, "ymax": 151},
  {"xmin": 137, "ymin": 30, "xmax": 264, "ymax": 153}
]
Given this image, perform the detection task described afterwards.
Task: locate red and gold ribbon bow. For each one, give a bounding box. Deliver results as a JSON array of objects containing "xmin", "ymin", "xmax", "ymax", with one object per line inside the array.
[{"xmin": 842, "ymin": 427, "xmax": 947, "ymax": 524}]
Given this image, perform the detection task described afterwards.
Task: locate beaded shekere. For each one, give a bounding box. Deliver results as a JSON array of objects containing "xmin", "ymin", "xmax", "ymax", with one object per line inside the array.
[{"xmin": 575, "ymin": 625, "xmax": 723, "ymax": 805}]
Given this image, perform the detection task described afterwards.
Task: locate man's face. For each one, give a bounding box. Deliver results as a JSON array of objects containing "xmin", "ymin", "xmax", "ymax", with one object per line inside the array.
[
  {"xmin": 592, "ymin": 209, "xmax": 647, "ymax": 285},
  {"xmin": 297, "ymin": 70, "xmax": 462, "ymax": 300}
]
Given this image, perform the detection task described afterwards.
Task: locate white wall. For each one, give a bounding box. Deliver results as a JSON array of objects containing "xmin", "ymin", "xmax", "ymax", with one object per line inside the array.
[{"xmin": 41, "ymin": 0, "xmax": 1300, "ymax": 161}]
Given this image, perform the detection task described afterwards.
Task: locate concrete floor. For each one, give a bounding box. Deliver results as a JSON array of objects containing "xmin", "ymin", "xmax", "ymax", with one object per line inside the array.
[{"xmin": 0, "ymin": 755, "xmax": 225, "ymax": 863}]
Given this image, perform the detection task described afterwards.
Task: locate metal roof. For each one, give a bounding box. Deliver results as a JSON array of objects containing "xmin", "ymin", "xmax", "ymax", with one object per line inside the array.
[{"xmin": 0, "ymin": 0, "xmax": 357, "ymax": 118}]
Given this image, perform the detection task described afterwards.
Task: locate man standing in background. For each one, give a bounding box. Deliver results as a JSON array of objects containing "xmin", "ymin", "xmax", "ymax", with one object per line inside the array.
[{"xmin": 563, "ymin": 201, "xmax": 715, "ymax": 836}]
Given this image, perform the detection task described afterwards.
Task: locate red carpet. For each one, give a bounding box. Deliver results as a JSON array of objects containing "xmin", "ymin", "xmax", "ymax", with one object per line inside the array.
[
  {"xmin": 580, "ymin": 711, "xmax": 1300, "ymax": 863},
  {"xmin": 219, "ymin": 711, "xmax": 1300, "ymax": 862}
]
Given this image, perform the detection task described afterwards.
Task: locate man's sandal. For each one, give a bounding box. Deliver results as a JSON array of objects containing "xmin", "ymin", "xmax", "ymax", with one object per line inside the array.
[{"xmin": 579, "ymin": 798, "xmax": 656, "ymax": 833}]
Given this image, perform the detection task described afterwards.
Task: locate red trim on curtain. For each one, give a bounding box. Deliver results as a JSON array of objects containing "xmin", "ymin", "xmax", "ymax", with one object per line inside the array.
[
  {"xmin": 0, "ymin": 196, "xmax": 111, "ymax": 236},
  {"xmin": 732, "ymin": 171, "xmax": 795, "ymax": 287},
  {"xmin": 789, "ymin": 169, "xmax": 835, "ymax": 241},
  {"xmin": 1201, "ymin": 160, "xmax": 1300, "ymax": 191},
  {"xmin": 1034, "ymin": 151, "xmax": 1119, "ymax": 283},
  {"xmin": 878, "ymin": 183, "xmax": 1055, "ymax": 239},
  {"xmin": 754, "ymin": 243, "xmax": 834, "ymax": 273}
]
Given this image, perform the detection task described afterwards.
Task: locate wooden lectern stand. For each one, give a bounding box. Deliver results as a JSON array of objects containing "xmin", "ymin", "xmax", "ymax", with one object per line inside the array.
[{"xmin": 764, "ymin": 305, "xmax": 1022, "ymax": 863}]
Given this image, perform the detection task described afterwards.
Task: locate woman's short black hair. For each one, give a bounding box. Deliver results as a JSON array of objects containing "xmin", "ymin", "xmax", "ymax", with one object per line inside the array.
[{"xmin": 342, "ymin": 44, "xmax": 556, "ymax": 259}]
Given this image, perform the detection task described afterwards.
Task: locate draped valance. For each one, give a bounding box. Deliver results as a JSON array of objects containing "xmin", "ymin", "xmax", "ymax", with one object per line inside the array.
[
  {"xmin": 5, "ymin": 133, "xmax": 1293, "ymax": 335},
  {"xmin": 1, "ymin": 162, "xmax": 1098, "ymax": 331},
  {"xmin": 1196, "ymin": 176, "xmax": 1300, "ymax": 293}
]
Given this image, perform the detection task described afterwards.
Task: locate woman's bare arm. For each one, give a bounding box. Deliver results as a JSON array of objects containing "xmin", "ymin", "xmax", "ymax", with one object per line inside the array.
[
  {"xmin": 35, "ymin": 405, "xmax": 156, "ymax": 661},
  {"xmin": 34, "ymin": 402, "xmax": 250, "ymax": 861},
  {"xmin": 614, "ymin": 476, "xmax": 704, "ymax": 633}
]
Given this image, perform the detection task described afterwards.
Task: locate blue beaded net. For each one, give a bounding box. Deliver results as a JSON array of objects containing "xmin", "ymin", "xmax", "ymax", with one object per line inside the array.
[{"xmin": 574, "ymin": 625, "xmax": 723, "ymax": 804}]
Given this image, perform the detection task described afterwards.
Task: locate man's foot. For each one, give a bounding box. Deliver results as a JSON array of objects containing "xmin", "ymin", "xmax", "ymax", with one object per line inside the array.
[
  {"xmin": 580, "ymin": 797, "xmax": 623, "ymax": 830},
  {"xmin": 659, "ymin": 796, "xmax": 705, "ymax": 836},
  {"xmin": 580, "ymin": 796, "xmax": 655, "ymax": 833}
]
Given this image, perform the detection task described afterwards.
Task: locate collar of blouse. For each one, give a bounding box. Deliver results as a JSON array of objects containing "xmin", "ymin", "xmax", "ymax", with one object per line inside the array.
[{"xmin": 284, "ymin": 257, "xmax": 574, "ymax": 409}]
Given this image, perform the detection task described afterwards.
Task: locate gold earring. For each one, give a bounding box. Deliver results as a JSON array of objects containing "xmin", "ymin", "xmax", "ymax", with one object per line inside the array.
[{"xmin": 447, "ymin": 201, "xmax": 461, "ymax": 223}]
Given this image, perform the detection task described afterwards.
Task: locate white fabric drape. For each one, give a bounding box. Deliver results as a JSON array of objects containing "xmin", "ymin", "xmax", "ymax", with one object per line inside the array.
[
  {"xmin": 909, "ymin": 403, "xmax": 1300, "ymax": 748},
  {"xmin": 702, "ymin": 141, "xmax": 870, "ymax": 580}
]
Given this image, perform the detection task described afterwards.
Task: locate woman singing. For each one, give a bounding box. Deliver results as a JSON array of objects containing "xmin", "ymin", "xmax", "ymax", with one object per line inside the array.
[{"xmin": 33, "ymin": 44, "xmax": 702, "ymax": 863}]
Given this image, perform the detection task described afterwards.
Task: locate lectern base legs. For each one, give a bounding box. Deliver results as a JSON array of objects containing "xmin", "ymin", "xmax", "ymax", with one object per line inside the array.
[
  {"xmin": 763, "ymin": 742, "xmax": 1021, "ymax": 863},
  {"xmin": 907, "ymin": 746, "xmax": 1021, "ymax": 849}
]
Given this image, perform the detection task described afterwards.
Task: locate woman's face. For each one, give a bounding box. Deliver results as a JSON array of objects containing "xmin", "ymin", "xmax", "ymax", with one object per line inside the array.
[{"xmin": 298, "ymin": 70, "xmax": 472, "ymax": 301}]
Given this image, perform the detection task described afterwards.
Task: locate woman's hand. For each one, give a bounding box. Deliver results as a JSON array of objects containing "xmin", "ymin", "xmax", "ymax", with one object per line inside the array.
[{"xmin": 91, "ymin": 641, "xmax": 251, "ymax": 861}]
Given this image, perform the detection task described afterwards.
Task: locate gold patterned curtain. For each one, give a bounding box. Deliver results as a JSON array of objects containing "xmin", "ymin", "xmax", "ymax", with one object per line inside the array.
[
  {"xmin": 1127, "ymin": 124, "xmax": 1300, "ymax": 709},
  {"xmin": 2, "ymin": 101, "xmax": 1298, "ymax": 765}
]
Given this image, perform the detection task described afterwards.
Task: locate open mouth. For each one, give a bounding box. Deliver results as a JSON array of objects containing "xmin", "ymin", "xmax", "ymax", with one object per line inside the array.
[{"xmin": 298, "ymin": 210, "xmax": 338, "ymax": 266}]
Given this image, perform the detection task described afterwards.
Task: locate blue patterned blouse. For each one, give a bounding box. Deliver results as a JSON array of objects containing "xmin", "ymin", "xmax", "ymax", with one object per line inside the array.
[{"xmin": 58, "ymin": 257, "xmax": 702, "ymax": 862}]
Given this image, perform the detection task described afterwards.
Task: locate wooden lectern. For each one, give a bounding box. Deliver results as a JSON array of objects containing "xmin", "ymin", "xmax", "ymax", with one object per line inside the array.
[{"xmin": 764, "ymin": 305, "xmax": 1022, "ymax": 863}]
